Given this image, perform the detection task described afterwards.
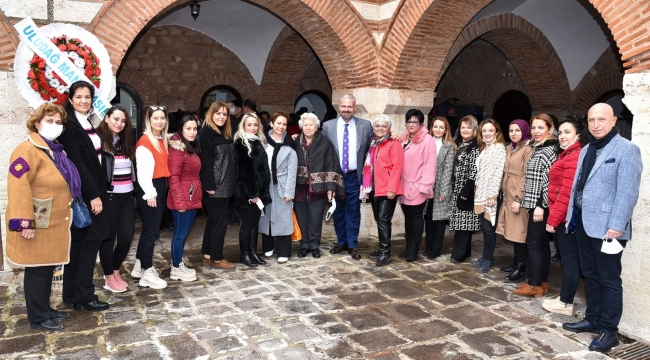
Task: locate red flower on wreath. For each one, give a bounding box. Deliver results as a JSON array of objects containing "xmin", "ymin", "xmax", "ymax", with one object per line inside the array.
[{"xmin": 27, "ymin": 35, "xmax": 101, "ymax": 105}]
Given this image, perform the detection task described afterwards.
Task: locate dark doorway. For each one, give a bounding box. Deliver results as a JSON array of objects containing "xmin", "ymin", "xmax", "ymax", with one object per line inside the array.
[
  {"xmin": 493, "ymin": 90, "xmax": 532, "ymax": 142},
  {"xmin": 598, "ymin": 90, "xmax": 633, "ymax": 140},
  {"xmin": 200, "ymin": 85, "xmax": 242, "ymax": 118},
  {"xmin": 294, "ymin": 90, "xmax": 336, "ymax": 122},
  {"xmin": 111, "ymin": 82, "xmax": 143, "ymax": 146}
]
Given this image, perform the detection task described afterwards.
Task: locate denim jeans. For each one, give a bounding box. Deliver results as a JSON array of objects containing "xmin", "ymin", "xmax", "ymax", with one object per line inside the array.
[
  {"xmin": 557, "ymin": 222, "xmax": 580, "ymax": 304},
  {"xmin": 171, "ymin": 209, "xmax": 197, "ymax": 266}
]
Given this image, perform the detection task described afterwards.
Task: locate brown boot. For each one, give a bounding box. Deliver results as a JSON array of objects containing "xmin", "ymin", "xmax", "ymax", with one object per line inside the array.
[
  {"xmin": 202, "ymin": 256, "xmax": 211, "ymax": 265},
  {"xmin": 513, "ymin": 285, "xmax": 544, "ymax": 297},
  {"xmin": 210, "ymin": 259, "xmax": 235, "ymax": 270},
  {"xmin": 517, "ymin": 282, "xmax": 549, "ymax": 293}
]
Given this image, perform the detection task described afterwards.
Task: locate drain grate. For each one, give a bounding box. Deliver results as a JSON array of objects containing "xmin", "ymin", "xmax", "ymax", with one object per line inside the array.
[{"xmin": 609, "ymin": 342, "xmax": 650, "ymax": 360}]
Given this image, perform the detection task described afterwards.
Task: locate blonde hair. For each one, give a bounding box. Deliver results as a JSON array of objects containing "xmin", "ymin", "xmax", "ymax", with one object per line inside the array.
[
  {"xmin": 477, "ymin": 119, "xmax": 506, "ymax": 151},
  {"xmin": 203, "ymin": 101, "xmax": 232, "ymax": 139},
  {"xmin": 143, "ymin": 106, "xmax": 169, "ymax": 153},
  {"xmin": 529, "ymin": 114, "xmax": 556, "ymax": 146},
  {"xmin": 459, "ymin": 115, "xmax": 479, "ymax": 138},
  {"xmin": 430, "ymin": 116, "xmax": 457, "ymax": 149},
  {"xmin": 234, "ymin": 112, "xmax": 265, "ymax": 157}
]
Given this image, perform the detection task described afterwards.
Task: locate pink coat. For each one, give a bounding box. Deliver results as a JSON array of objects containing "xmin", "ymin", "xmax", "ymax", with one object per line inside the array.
[{"xmin": 398, "ymin": 126, "xmax": 437, "ymax": 205}]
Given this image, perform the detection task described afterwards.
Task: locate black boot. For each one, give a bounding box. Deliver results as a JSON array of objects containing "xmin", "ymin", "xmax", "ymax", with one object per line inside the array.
[
  {"xmin": 239, "ymin": 230, "xmax": 257, "ymax": 267},
  {"xmin": 422, "ymin": 235, "xmax": 433, "ymax": 258},
  {"xmin": 405, "ymin": 241, "xmax": 419, "ymax": 262},
  {"xmin": 503, "ymin": 262, "xmax": 526, "ymax": 283},
  {"xmin": 500, "ymin": 261, "xmax": 517, "ymax": 273},
  {"xmin": 249, "ymin": 230, "xmax": 266, "ymax": 265}
]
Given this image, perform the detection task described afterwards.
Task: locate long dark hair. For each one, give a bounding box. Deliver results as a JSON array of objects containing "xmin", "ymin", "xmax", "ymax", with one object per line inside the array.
[
  {"xmin": 96, "ymin": 105, "xmax": 135, "ymax": 161},
  {"xmin": 64, "ymin": 80, "xmax": 95, "ymax": 115},
  {"xmin": 556, "ymin": 114, "xmax": 589, "ymax": 154},
  {"xmin": 178, "ymin": 114, "xmax": 200, "ymax": 155}
]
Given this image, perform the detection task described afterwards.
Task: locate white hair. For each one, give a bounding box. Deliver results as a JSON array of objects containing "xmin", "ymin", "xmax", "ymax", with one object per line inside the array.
[
  {"xmin": 372, "ymin": 114, "xmax": 392, "ymax": 129},
  {"xmin": 340, "ymin": 94, "xmax": 356, "ymax": 104},
  {"xmin": 298, "ymin": 113, "xmax": 320, "ymax": 129}
]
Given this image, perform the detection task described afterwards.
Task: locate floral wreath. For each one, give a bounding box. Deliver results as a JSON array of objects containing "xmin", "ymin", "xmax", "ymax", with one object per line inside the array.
[{"xmin": 27, "ymin": 36, "xmax": 102, "ymax": 105}]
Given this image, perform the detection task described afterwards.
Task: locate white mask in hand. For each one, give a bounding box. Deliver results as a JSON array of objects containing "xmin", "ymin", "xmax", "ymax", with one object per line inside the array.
[
  {"xmin": 326, "ymin": 198, "xmax": 336, "ymax": 220},
  {"xmin": 601, "ymin": 236, "xmax": 624, "ymax": 255}
]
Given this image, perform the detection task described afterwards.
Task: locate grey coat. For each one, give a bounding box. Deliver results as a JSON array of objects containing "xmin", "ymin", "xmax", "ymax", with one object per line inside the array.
[
  {"xmin": 321, "ymin": 116, "xmax": 374, "ymax": 185},
  {"xmin": 259, "ymin": 141, "xmax": 298, "ymax": 236},
  {"xmin": 427, "ymin": 141, "xmax": 456, "ymax": 221}
]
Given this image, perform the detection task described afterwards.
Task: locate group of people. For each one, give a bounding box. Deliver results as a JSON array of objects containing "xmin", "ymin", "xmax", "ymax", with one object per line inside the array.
[{"xmin": 4, "ymin": 84, "xmax": 643, "ymax": 354}]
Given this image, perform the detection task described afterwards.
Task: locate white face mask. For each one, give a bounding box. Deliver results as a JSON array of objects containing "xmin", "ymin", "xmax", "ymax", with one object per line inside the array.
[
  {"xmin": 39, "ymin": 122, "xmax": 63, "ymax": 141},
  {"xmin": 560, "ymin": 135, "xmax": 579, "ymax": 150}
]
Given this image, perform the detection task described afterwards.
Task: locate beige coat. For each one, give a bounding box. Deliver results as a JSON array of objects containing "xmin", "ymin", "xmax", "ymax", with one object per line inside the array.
[
  {"xmin": 5, "ymin": 132, "xmax": 72, "ymax": 266},
  {"xmin": 496, "ymin": 142, "xmax": 533, "ymax": 243}
]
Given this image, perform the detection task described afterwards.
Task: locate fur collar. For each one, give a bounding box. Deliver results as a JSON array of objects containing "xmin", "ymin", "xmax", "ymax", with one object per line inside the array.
[
  {"xmin": 399, "ymin": 125, "xmax": 429, "ymax": 144},
  {"xmin": 169, "ymin": 133, "xmax": 186, "ymax": 151}
]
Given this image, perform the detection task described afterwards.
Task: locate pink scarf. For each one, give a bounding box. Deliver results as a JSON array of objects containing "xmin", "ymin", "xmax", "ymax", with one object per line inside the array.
[{"xmin": 360, "ymin": 134, "xmax": 391, "ymax": 200}]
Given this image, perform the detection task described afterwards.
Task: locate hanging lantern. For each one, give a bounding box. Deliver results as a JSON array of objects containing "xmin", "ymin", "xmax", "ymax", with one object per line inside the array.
[{"xmin": 190, "ymin": 0, "xmax": 201, "ymax": 21}]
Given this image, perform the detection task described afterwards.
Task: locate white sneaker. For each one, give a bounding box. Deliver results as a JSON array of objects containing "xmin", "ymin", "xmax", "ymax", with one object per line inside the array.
[
  {"xmin": 542, "ymin": 296, "xmax": 574, "ymax": 316},
  {"xmin": 139, "ymin": 267, "xmax": 168, "ymax": 289},
  {"xmin": 130, "ymin": 259, "xmax": 142, "ymax": 278},
  {"xmin": 265, "ymin": 250, "xmax": 274, "ymax": 257},
  {"xmin": 277, "ymin": 257, "xmax": 288, "ymax": 264},
  {"xmin": 170, "ymin": 262, "xmax": 197, "ymax": 282}
]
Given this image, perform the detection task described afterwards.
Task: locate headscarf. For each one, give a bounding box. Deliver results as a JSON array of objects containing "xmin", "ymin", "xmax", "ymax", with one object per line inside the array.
[
  {"xmin": 42, "ymin": 136, "xmax": 83, "ymax": 199},
  {"xmin": 509, "ymin": 119, "xmax": 531, "ymax": 149}
]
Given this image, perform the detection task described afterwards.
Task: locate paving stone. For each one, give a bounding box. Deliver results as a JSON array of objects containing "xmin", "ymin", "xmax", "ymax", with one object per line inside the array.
[
  {"xmin": 279, "ymin": 324, "xmax": 319, "ymax": 342},
  {"xmin": 374, "ymin": 279, "xmax": 429, "ymax": 299},
  {"xmin": 240, "ymin": 323, "xmax": 271, "ymax": 337},
  {"xmin": 337, "ymin": 291, "xmax": 391, "ymax": 307},
  {"xmin": 0, "ymin": 334, "xmax": 46, "ymax": 356},
  {"xmin": 160, "ymin": 334, "xmax": 208, "ymax": 359},
  {"xmin": 456, "ymin": 290, "xmax": 500, "ymax": 306},
  {"xmin": 509, "ymin": 326, "xmax": 583, "ymax": 356},
  {"xmin": 402, "ymin": 342, "xmax": 482, "ymax": 360},
  {"xmin": 208, "ymin": 336, "xmax": 247, "ymax": 354},
  {"xmin": 324, "ymin": 324, "xmax": 351, "ymax": 335},
  {"xmin": 348, "ymin": 329, "xmax": 407, "ymax": 352},
  {"xmin": 254, "ymin": 309, "xmax": 278, "ymax": 318},
  {"xmin": 363, "ymin": 267, "xmax": 400, "ymax": 280},
  {"xmin": 429, "ymin": 279, "xmax": 463, "ymax": 295},
  {"xmin": 402, "ymin": 270, "xmax": 435, "ymax": 282},
  {"xmin": 233, "ymin": 298, "xmax": 268, "ymax": 312},
  {"xmin": 242, "ymin": 287, "xmax": 272, "ymax": 296},
  {"xmin": 195, "ymin": 329, "xmax": 222, "ymax": 340},
  {"xmin": 200, "ymin": 305, "xmax": 235, "ymax": 316},
  {"xmin": 278, "ymin": 299, "xmax": 319, "ymax": 314},
  {"xmin": 103, "ymin": 309, "xmax": 141, "ymax": 323},
  {"xmin": 432, "ymin": 294, "xmax": 463, "ymax": 306},
  {"xmin": 445, "ymin": 270, "xmax": 489, "ymax": 287},
  {"xmin": 339, "ymin": 310, "xmax": 390, "ymax": 330},
  {"xmin": 54, "ymin": 348, "xmax": 101, "ymax": 360},
  {"xmin": 397, "ymin": 319, "xmax": 459, "ymax": 341},
  {"xmin": 106, "ymin": 323, "xmax": 149, "ymax": 345},
  {"xmin": 309, "ymin": 314, "xmax": 338, "ymax": 325},
  {"xmin": 481, "ymin": 286, "xmax": 522, "ymax": 302},
  {"xmin": 317, "ymin": 339, "xmax": 361, "ymax": 359},
  {"xmin": 256, "ymin": 337, "xmax": 287, "ymax": 351},
  {"xmin": 108, "ymin": 344, "xmax": 163, "ymax": 360},
  {"xmin": 493, "ymin": 305, "xmax": 543, "ymax": 325},
  {"xmin": 53, "ymin": 333, "xmax": 98, "ymax": 349},
  {"xmin": 311, "ymin": 296, "xmax": 345, "ymax": 310},
  {"xmin": 153, "ymin": 320, "xmax": 181, "ymax": 334},
  {"xmin": 272, "ymin": 347, "xmax": 321, "ymax": 359},
  {"xmin": 0, "ymin": 321, "xmax": 6, "ymax": 337},
  {"xmin": 440, "ymin": 304, "xmax": 507, "ymax": 329},
  {"xmin": 382, "ymin": 303, "xmax": 431, "ymax": 322},
  {"xmin": 214, "ymin": 349, "xmax": 267, "ymax": 359},
  {"xmin": 368, "ymin": 352, "xmax": 401, "ymax": 360},
  {"xmin": 183, "ymin": 320, "xmax": 210, "ymax": 330},
  {"xmin": 9, "ymin": 304, "xmax": 27, "ymax": 315},
  {"xmin": 460, "ymin": 330, "xmax": 523, "ymax": 357}
]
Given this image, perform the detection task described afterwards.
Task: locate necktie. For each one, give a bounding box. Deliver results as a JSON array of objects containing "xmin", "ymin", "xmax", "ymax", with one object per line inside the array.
[{"xmin": 342, "ymin": 123, "xmax": 349, "ymax": 173}]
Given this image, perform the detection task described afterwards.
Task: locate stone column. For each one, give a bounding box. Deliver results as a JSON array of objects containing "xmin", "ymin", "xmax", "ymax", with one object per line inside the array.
[
  {"xmin": 330, "ymin": 88, "xmax": 434, "ymax": 237},
  {"xmin": 619, "ymin": 71, "xmax": 650, "ymax": 342}
]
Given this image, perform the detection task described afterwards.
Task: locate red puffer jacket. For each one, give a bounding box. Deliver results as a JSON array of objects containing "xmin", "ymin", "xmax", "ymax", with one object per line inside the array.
[
  {"xmin": 547, "ymin": 141, "xmax": 582, "ymax": 228},
  {"xmin": 167, "ymin": 133, "xmax": 203, "ymax": 211}
]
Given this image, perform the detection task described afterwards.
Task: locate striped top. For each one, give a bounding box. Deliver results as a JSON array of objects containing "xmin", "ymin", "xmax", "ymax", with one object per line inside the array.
[
  {"xmin": 110, "ymin": 149, "xmax": 134, "ymax": 194},
  {"xmin": 76, "ymin": 111, "xmax": 102, "ymax": 164}
]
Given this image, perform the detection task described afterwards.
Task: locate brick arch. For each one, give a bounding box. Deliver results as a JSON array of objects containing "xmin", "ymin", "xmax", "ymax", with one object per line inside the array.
[
  {"xmin": 186, "ymin": 72, "xmax": 260, "ymax": 109},
  {"xmin": 260, "ymin": 27, "xmax": 316, "ymax": 107},
  {"xmin": 380, "ymin": 0, "xmax": 493, "ymax": 89},
  {"xmin": 434, "ymin": 84, "xmax": 471, "ymax": 105},
  {"xmin": 116, "ymin": 68, "xmax": 159, "ymax": 106},
  {"xmin": 0, "ymin": 9, "xmax": 18, "ymax": 70},
  {"xmin": 298, "ymin": 57, "xmax": 332, "ymax": 100},
  {"xmin": 90, "ymin": 0, "xmax": 376, "ymax": 89},
  {"xmin": 573, "ymin": 73, "xmax": 624, "ymax": 115},
  {"xmin": 484, "ymin": 77, "xmax": 528, "ymax": 117}
]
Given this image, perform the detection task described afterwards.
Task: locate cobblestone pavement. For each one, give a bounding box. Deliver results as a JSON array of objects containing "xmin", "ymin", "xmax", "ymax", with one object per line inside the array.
[{"xmin": 0, "ymin": 214, "xmax": 619, "ymax": 359}]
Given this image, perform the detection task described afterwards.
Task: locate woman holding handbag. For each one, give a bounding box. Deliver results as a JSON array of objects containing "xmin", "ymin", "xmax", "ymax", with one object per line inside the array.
[{"xmin": 259, "ymin": 111, "xmax": 298, "ymax": 264}]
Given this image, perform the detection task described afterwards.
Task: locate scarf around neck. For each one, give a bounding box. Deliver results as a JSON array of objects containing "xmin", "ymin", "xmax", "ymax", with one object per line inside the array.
[
  {"xmin": 42, "ymin": 136, "xmax": 83, "ymax": 199},
  {"xmin": 361, "ymin": 134, "xmax": 391, "ymax": 200},
  {"xmin": 576, "ymin": 127, "xmax": 618, "ymax": 191},
  {"xmin": 266, "ymin": 131, "xmax": 297, "ymax": 185}
]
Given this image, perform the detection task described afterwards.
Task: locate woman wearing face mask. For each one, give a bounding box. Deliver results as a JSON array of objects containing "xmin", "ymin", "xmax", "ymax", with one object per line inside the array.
[
  {"xmin": 199, "ymin": 101, "xmax": 236, "ymax": 270},
  {"xmin": 496, "ymin": 120, "xmax": 533, "ymax": 283},
  {"xmin": 130, "ymin": 106, "xmax": 170, "ymax": 289},
  {"xmin": 259, "ymin": 111, "xmax": 298, "ymax": 264},
  {"xmin": 449, "ymin": 116, "xmax": 481, "ymax": 263},
  {"xmin": 167, "ymin": 115, "xmax": 202, "ymax": 281},
  {"xmin": 234, "ymin": 113, "xmax": 271, "ymax": 267},
  {"xmin": 58, "ymin": 80, "xmax": 110, "ymax": 312},
  {"xmin": 513, "ymin": 114, "xmax": 558, "ymax": 297},
  {"xmin": 542, "ymin": 115, "xmax": 588, "ymax": 314},
  {"xmin": 95, "ymin": 105, "xmax": 136, "ymax": 293},
  {"xmin": 472, "ymin": 119, "xmax": 506, "ymax": 273},
  {"xmin": 6, "ymin": 104, "xmax": 78, "ymax": 331},
  {"xmin": 424, "ymin": 117, "xmax": 456, "ymax": 260}
]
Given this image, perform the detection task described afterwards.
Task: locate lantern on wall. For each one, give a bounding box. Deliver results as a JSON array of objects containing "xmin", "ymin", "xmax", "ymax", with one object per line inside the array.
[{"xmin": 190, "ymin": 0, "xmax": 201, "ymax": 21}]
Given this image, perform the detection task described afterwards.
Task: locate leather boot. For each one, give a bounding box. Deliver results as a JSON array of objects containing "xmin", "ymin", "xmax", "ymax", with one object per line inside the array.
[
  {"xmin": 500, "ymin": 261, "xmax": 517, "ymax": 273},
  {"xmin": 513, "ymin": 284, "xmax": 544, "ymax": 297},
  {"xmin": 239, "ymin": 231, "xmax": 257, "ymax": 267},
  {"xmin": 405, "ymin": 241, "xmax": 419, "ymax": 262},
  {"xmin": 503, "ymin": 262, "xmax": 526, "ymax": 283},
  {"xmin": 423, "ymin": 234, "xmax": 433, "ymax": 258},
  {"xmin": 521, "ymin": 282, "xmax": 548, "ymax": 293},
  {"xmin": 249, "ymin": 230, "xmax": 266, "ymax": 265}
]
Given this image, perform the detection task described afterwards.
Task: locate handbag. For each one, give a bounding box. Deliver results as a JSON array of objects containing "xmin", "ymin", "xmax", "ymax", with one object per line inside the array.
[
  {"xmin": 291, "ymin": 210, "xmax": 302, "ymax": 241},
  {"xmin": 71, "ymin": 198, "xmax": 92, "ymax": 229}
]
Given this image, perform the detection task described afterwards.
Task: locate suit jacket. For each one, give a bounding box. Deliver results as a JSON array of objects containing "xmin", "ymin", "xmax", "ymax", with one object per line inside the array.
[
  {"xmin": 566, "ymin": 134, "xmax": 642, "ymax": 240},
  {"xmin": 321, "ymin": 116, "xmax": 374, "ymax": 184}
]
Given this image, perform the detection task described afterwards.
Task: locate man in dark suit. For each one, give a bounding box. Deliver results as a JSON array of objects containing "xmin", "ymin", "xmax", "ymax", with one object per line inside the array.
[{"xmin": 321, "ymin": 94, "xmax": 374, "ymax": 260}]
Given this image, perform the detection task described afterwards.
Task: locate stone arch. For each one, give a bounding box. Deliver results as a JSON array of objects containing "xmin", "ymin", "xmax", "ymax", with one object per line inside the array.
[
  {"xmin": 484, "ymin": 77, "xmax": 528, "ymax": 117},
  {"xmin": 0, "ymin": 9, "xmax": 18, "ymax": 71},
  {"xmin": 116, "ymin": 68, "xmax": 159, "ymax": 106},
  {"xmin": 434, "ymin": 84, "xmax": 471, "ymax": 105},
  {"xmin": 573, "ymin": 73, "xmax": 625, "ymax": 115},
  {"xmin": 381, "ymin": 0, "xmax": 493, "ymax": 89},
  {"xmin": 90, "ymin": 0, "xmax": 376, "ymax": 89},
  {"xmin": 187, "ymin": 72, "xmax": 260, "ymax": 109},
  {"xmin": 298, "ymin": 57, "xmax": 332, "ymax": 101}
]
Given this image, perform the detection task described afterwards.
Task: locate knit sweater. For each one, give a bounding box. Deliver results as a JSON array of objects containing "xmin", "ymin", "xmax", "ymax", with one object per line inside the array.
[{"xmin": 474, "ymin": 142, "xmax": 506, "ymax": 224}]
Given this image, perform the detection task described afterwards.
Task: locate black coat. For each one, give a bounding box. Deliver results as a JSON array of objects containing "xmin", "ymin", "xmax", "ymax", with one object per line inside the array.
[
  {"xmin": 198, "ymin": 126, "xmax": 236, "ymax": 198},
  {"xmin": 233, "ymin": 137, "xmax": 271, "ymax": 209},
  {"xmin": 57, "ymin": 111, "xmax": 111, "ymax": 241}
]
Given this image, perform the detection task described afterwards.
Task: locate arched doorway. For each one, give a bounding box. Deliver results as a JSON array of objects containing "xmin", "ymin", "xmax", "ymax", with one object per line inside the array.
[
  {"xmin": 111, "ymin": 81, "xmax": 143, "ymax": 144},
  {"xmin": 493, "ymin": 90, "xmax": 532, "ymax": 141},
  {"xmin": 294, "ymin": 90, "xmax": 335, "ymax": 122},
  {"xmin": 598, "ymin": 90, "xmax": 633, "ymax": 140},
  {"xmin": 200, "ymin": 85, "xmax": 242, "ymax": 117}
]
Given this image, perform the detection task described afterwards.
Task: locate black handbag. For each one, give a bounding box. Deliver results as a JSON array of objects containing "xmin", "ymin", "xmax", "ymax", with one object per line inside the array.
[{"xmin": 71, "ymin": 198, "xmax": 92, "ymax": 229}]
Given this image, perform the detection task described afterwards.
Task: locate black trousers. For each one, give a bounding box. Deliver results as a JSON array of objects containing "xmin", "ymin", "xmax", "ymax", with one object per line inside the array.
[
  {"xmin": 525, "ymin": 208, "xmax": 551, "ymax": 286},
  {"xmin": 240, "ymin": 204, "xmax": 262, "ymax": 232},
  {"xmin": 401, "ymin": 201, "xmax": 426, "ymax": 243},
  {"xmin": 513, "ymin": 241, "xmax": 528, "ymax": 264},
  {"xmin": 481, "ymin": 216, "xmax": 497, "ymax": 261},
  {"xmin": 25, "ymin": 266, "xmax": 55, "ymax": 322},
  {"xmin": 451, "ymin": 230, "xmax": 473, "ymax": 261},
  {"xmin": 294, "ymin": 199, "xmax": 325, "ymax": 250},
  {"xmin": 99, "ymin": 192, "xmax": 135, "ymax": 275},
  {"xmin": 201, "ymin": 197, "xmax": 230, "ymax": 261},
  {"xmin": 371, "ymin": 195, "xmax": 397, "ymax": 254},
  {"xmin": 262, "ymin": 233, "xmax": 292, "ymax": 257},
  {"xmin": 63, "ymin": 239, "xmax": 102, "ymax": 304},
  {"xmin": 425, "ymin": 200, "xmax": 447, "ymax": 258},
  {"xmin": 135, "ymin": 179, "xmax": 168, "ymax": 270}
]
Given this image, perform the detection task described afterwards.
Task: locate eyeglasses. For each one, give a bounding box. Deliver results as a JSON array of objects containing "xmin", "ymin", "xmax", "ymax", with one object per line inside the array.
[
  {"xmin": 406, "ymin": 121, "xmax": 420, "ymax": 125},
  {"xmin": 373, "ymin": 124, "xmax": 389, "ymax": 129},
  {"xmin": 150, "ymin": 105, "xmax": 166, "ymax": 111}
]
